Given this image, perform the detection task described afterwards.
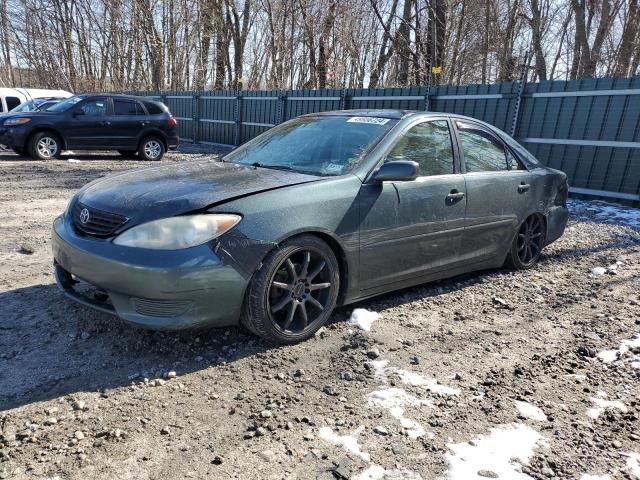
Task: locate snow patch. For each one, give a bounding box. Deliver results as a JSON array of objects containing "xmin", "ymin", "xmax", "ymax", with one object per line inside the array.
[
  {"xmin": 591, "ymin": 267, "xmax": 607, "ymax": 276},
  {"xmin": 370, "ymin": 360, "xmax": 460, "ymax": 396},
  {"xmin": 318, "ymin": 426, "xmax": 370, "ymax": 461},
  {"xmin": 445, "ymin": 424, "xmax": 546, "ymax": 480},
  {"xmin": 587, "ymin": 394, "xmax": 627, "ymax": 419},
  {"xmin": 349, "ymin": 308, "xmax": 380, "ymax": 331},
  {"xmin": 367, "ymin": 388, "xmax": 432, "ymax": 439},
  {"xmin": 67, "ymin": 158, "xmax": 81, "ymax": 163},
  {"xmin": 397, "ymin": 369, "xmax": 461, "ymax": 396},
  {"xmin": 622, "ymin": 451, "xmax": 640, "ymax": 479},
  {"xmin": 597, "ymin": 334, "xmax": 640, "ymax": 367},
  {"xmin": 569, "ymin": 200, "xmax": 640, "ymax": 229},
  {"xmin": 514, "ymin": 400, "xmax": 548, "ymax": 421},
  {"xmin": 580, "ymin": 475, "xmax": 612, "ymax": 480},
  {"xmin": 352, "ymin": 464, "xmax": 422, "ymax": 480},
  {"xmin": 370, "ymin": 359, "xmax": 389, "ymax": 379}
]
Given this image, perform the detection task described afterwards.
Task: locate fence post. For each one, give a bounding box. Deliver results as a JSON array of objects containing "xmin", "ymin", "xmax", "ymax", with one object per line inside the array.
[
  {"xmin": 510, "ymin": 80, "xmax": 526, "ymax": 137},
  {"xmin": 234, "ymin": 90, "xmax": 242, "ymax": 146},
  {"xmin": 193, "ymin": 92, "xmax": 200, "ymax": 144},
  {"xmin": 340, "ymin": 89, "xmax": 352, "ymax": 110},
  {"xmin": 424, "ymin": 85, "xmax": 431, "ymax": 111},
  {"xmin": 277, "ymin": 90, "xmax": 286, "ymax": 125}
]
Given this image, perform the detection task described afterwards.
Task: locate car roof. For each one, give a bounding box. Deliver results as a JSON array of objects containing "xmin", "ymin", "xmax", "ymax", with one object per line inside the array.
[
  {"xmin": 302, "ymin": 110, "xmax": 512, "ymax": 138},
  {"xmin": 308, "ymin": 109, "xmax": 414, "ymax": 120},
  {"xmin": 78, "ymin": 93, "xmax": 161, "ymax": 103}
]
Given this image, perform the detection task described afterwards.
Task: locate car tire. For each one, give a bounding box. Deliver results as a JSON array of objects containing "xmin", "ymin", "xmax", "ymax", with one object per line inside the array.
[
  {"xmin": 118, "ymin": 150, "xmax": 138, "ymax": 158},
  {"xmin": 241, "ymin": 235, "xmax": 340, "ymax": 344},
  {"xmin": 28, "ymin": 131, "xmax": 62, "ymax": 160},
  {"xmin": 138, "ymin": 136, "xmax": 165, "ymax": 161},
  {"xmin": 505, "ymin": 214, "xmax": 545, "ymax": 270}
]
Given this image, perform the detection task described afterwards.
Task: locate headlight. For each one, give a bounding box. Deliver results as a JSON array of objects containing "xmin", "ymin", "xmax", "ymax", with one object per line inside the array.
[
  {"xmin": 4, "ymin": 118, "xmax": 31, "ymax": 126},
  {"xmin": 112, "ymin": 214, "xmax": 241, "ymax": 250}
]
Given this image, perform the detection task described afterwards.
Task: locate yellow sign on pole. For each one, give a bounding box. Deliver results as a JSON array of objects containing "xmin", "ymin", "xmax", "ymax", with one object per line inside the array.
[{"xmin": 431, "ymin": 66, "xmax": 442, "ymax": 74}]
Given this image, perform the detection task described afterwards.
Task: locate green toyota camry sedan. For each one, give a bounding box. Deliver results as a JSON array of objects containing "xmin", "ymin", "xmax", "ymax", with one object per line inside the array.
[{"xmin": 52, "ymin": 110, "xmax": 569, "ymax": 343}]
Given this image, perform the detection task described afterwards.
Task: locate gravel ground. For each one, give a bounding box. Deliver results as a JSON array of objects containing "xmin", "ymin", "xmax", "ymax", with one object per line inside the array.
[{"xmin": 0, "ymin": 146, "xmax": 639, "ymax": 480}]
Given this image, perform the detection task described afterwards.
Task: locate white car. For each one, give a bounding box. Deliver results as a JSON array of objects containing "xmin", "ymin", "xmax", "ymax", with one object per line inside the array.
[{"xmin": 0, "ymin": 88, "xmax": 73, "ymax": 114}]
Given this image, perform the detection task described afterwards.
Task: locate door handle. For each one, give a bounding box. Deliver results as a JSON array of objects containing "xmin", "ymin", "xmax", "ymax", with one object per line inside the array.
[
  {"xmin": 100, "ymin": 121, "xmax": 111, "ymax": 126},
  {"xmin": 140, "ymin": 121, "xmax": 150, "ymax": 126},
  {"xmin": 518, "ymin": 183, "xmax": 531, "ymax": 193},
  {"xmin": 446, "ymin": 190, "xmax": 465, "ymax": 200}
]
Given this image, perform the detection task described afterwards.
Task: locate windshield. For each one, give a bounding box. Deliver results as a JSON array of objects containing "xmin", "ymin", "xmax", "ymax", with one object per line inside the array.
[
  {"xmin": 46, "ymin": 96, "xmax": 83, "ymax": 112},
  {"xmin": 226, "ymin": 115, "xmax": 397, "ymax": 176},
  {"xmin": 10, "ymin": 101, "xmax": 36, "ymax": 113}
]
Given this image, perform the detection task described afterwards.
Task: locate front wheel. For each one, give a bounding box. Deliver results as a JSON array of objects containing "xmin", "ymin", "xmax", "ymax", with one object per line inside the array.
[
  {"xmin": 505, "ymin": 214, "xmax": 545, "ymax": 269},
  {"xmin": 28, "ymin": 132, "xmax": 61, "ymax": 160},
  {"xmin": 138, "ymin": 137, "xmax": 165, "ymax": 161},
  {"xmin": 241, "ymin": 235, "xmax": 340, "ymax": 344}
]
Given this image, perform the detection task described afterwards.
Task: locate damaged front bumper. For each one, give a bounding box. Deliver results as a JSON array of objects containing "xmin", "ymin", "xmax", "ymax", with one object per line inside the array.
[{"xmin": 51, "ymin": 214, "xmax": 251, "ymax": 330}]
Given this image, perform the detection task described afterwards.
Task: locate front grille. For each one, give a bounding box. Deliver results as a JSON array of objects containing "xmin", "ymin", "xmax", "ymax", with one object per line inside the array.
[
  {"xmin": 73, "ymin": 202, "xmax": 128, "ymax": 237},
  {"xmin": 131, "ymin": 298, "xmax": 193, "ymax": 318}
]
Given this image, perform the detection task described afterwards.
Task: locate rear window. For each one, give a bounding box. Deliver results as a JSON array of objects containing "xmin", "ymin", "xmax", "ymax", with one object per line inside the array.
[{"xmin": 143, "ymin": 101, "xmax": 164, "ymax": 114}]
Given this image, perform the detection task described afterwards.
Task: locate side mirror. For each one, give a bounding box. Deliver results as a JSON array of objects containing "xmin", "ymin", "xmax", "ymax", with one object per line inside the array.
[
  {"xmin": 73, "ymin": 108, "xmax": 84, "ymax": 117},
  {"xmin": 370, "ymin": 160, "xmax": 419, "ymax": 183}
]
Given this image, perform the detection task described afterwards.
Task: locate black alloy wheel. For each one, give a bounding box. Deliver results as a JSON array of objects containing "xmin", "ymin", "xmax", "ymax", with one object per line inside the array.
[
  {"xmin": 241, "ymin": 235, "xmax": 339, "ymax": 344},
  {"xmin": 506, "ymin": 214, "xmax": 545, "ymax": 269},
  {"xmin": 268, "ymin": 249, "xmax": 333, "ymax": 333}
]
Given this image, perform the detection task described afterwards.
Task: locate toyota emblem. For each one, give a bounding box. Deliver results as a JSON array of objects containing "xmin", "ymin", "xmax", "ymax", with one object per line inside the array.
[{"xmin": 79, "ymin": 208, "xmax": 90, "ymax": 224}]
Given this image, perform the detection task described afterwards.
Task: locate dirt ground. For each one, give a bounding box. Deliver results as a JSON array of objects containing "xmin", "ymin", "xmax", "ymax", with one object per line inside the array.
[{"xmin": 0, "ymin": 146, "xmax": 639, "ymax": 480}]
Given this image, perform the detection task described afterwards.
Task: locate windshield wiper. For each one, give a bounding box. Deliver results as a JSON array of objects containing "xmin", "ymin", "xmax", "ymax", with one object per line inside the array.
[{"xmin": 250, "ymin": 162, "xmax": 295, "ymax": 172}]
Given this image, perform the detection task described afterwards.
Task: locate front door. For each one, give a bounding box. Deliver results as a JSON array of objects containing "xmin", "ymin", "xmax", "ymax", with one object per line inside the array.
[
  {"xmin": 64, "ymin": 97, "xmax": 111, "ymax": 149},
  {"xmin": 359, "ymin": 119, "xmax": 467, "ymax": 292}
]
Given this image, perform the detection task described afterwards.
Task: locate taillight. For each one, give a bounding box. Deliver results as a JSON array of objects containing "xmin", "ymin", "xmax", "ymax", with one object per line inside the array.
[{"xmin": 168, "ymin": 117, "xmax": 177, "ymax": 127}]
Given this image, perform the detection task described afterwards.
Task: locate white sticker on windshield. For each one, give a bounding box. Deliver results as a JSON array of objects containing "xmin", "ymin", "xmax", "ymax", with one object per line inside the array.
[
  {"xmin": 347, "ymin": 116, "xmax": 390, "ymax": 125},
  {"xmin": 324, "ymin": 163, "xmax": 344, "ymax": 173}
]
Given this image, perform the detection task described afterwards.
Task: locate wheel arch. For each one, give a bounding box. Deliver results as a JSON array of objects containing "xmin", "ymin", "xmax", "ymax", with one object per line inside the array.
[
  {"xmin": 26, "ymin": 127, "xmax": 67, "ymax": 150},
  {"xmin": 267, "ymin": 229, "xmax": 351, "ymax": 306},
  {"xmin": 137, "ymin": 130, "xmax": 168, "ymax": 151}
]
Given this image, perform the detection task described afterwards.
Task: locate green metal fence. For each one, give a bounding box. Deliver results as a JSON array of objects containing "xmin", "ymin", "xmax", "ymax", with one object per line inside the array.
[{"xmin": 130, "ymin": 76, "xmax": 640, "ymax": 203}]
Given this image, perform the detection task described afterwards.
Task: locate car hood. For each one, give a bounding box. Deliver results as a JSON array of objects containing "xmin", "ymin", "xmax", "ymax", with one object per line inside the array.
[
  {"xmin": 1, "ymin": 111, "xmax": 55, "ymax": 121},
  {"xmin": 77, "ymin": 160, "xmax": 322, "ymax": 224}
]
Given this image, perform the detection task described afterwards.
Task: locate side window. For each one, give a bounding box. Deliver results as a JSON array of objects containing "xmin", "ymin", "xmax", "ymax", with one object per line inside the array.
[
  {"xmin": 387, "ymin": 120, "xmax": 454, "ymax": 176},
  {"xmin": 506, "ymin": 149, "xmax": 527, "ymax": 170},
  {"xmin": 456, "ymin": 122, "xmax": 508, "ymax": 172},
  {"xmin": 6, "ymin": 97, "xmax": 21, "ymax": 110},
  {"xmin": 143, "ymin": 101, "xmax": 163, "ymax": 114},
  {"xmin": 114, "ymin": 99, "xmax": 145, "ymax": 115},
  {"xmin": 79, "ymin": 99, "xmax": 107, "ymax": 116}
]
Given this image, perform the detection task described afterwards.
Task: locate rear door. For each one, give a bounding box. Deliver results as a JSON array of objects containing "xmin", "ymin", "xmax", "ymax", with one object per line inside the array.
[
  {"xmin": 454, "ymin": 119, "xmax": 534, "ymax": 262},
  {"xmin": 64, "ymin": 97, "xmax": 111, "ymax": 149},
  {"xmin": 109, "ymin": 98, "xmax": 148, "ymax": 149},
  {"xmin": 359, "ymin": 118, "xmax": 467, "ymax": 292}
]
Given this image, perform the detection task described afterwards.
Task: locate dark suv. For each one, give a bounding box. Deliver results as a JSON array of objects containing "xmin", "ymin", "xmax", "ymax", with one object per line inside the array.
[{"xmin": 0, "ymin": 94, "xmax": 179, "ymax": 161}]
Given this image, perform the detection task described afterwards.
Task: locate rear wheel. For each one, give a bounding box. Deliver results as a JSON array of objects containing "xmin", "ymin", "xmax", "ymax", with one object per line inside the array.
[
  {"xmin": 138, "ymin": 136, "xmax": 165, "ymax": 161},
  {"xmin": 28, "ymin": 132, "xmax": 61, "ymax": 160},
  {"xmin": 118, "ymin": 149, "xmax": 138, "ymax": 158},
  {"xmin": 506, "ymin": 214, "xmax": 545, "ymax": 269},
  {"xmin": 241, "ymin": 235, "xmax": 340, "ymax": 344}
]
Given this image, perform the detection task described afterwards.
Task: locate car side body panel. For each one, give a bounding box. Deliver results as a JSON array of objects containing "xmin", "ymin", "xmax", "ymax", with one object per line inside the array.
[{"xmin": 50, "ymin": 110, "xmax": 569, "ymax": 331}]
